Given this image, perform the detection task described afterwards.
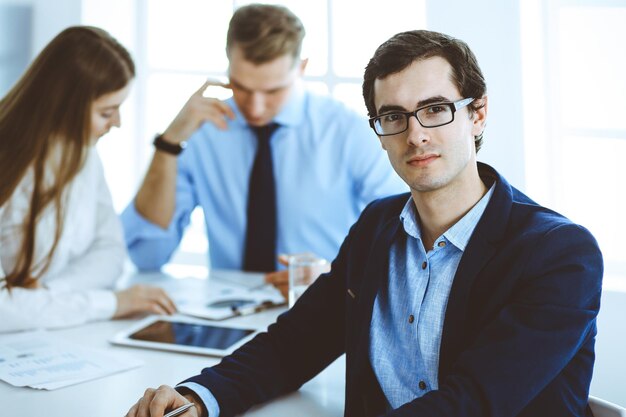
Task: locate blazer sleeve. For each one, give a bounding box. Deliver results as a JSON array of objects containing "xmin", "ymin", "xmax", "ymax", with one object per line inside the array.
[
  {"xmin": 179, "ymin": 217, "xmax": 359, "ymax": 417},
  {"xmin": 388, "ymin": 223, "xmax": 603, "ymax": 417}
]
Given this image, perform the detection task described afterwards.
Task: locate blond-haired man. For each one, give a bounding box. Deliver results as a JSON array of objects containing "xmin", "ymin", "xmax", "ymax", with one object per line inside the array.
[{"xmin": 122, "ymin": 4, "xmax": 405, "ymax": 292}]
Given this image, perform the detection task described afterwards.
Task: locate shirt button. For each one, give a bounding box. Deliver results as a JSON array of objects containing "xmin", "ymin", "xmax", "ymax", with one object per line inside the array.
[
  {"xmin": 438, "ymin": 241, "xmax": 446, "ymax": 248},
  {"xmin": 419, "ymin": 380, "xmax": 427, "ymax": 390},
  {"xmin": 408, "ymin": 315, "xmax": 415, "ymax": 324},
  {"xmin": 421, "ymin": 261, "xmax": 427, "ymax": 270}
]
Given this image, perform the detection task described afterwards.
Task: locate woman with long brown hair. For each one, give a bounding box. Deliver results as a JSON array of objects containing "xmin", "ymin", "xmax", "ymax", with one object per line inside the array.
[{"xmin": 0, "ymin": 26, "xmax": 176, "ymax": 332}]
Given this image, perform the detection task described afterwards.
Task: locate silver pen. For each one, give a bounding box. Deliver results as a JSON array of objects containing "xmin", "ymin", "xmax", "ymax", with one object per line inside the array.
[
  {"xmin": 163, "ymin": 403, "xmax": 195, "ymax": 417},
  {"xmin": 231, "ymin": 300, "xmax": 279, "ymax": 316}
]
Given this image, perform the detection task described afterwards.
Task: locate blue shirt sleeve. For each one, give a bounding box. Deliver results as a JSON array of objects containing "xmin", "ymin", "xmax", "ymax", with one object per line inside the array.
[
  {"xmin": 120, "ymin": 151, "xmax": 199, "ymax": 270},
  {"xmin": 176, "ymin": 382, "xmax": 221, "ymax": 417}
]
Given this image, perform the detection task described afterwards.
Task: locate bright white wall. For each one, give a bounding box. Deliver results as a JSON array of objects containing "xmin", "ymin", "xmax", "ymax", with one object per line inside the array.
[
  {"xmin": 0, "ymin": 0, "xmax": 82, "ymax": 60},
  {"xmin": 425, "ymin": 0, "xmax": 526, "ymax": 190},
  {"xmin": 31, "ymin": 0, "xmax": 82, "ymax": 56},
  {"xmin": 0, "ymin": 1, "xmax": 32, "ymax": 96},
  {"xmin": 0, "ymin": 0, "xmax": 84, "ymax": 115},
  {"xmin": 591, "ymin": 290, "xmax": 626, "ymax": 404}
]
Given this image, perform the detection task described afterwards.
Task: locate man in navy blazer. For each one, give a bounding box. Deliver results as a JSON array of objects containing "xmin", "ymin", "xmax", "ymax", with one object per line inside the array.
[{"xmin": 126, "ymin": 30, "xmax": 603, "ymax": 417}]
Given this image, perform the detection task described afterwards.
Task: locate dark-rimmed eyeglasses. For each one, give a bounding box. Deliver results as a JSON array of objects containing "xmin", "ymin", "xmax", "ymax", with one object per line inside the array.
[{"xmin": 368, "ymin": 97, "xmax": 475, "ymax": 136}]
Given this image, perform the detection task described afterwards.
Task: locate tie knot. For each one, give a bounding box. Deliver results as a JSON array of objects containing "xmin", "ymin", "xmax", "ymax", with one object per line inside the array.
[{"xmin": 251, "ymin": 123, "xmax": 280, "ymax": 142}]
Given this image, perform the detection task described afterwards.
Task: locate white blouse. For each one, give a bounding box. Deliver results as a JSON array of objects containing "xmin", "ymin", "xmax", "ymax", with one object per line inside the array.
[{"xmin": 0, "ymin": 148, "xmax": 124, "ymax": 333}]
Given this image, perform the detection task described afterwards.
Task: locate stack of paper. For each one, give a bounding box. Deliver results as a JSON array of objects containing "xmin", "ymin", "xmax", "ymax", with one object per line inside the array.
[{"xmin": 0, "ymin": 330, "xmax": 142, "ymax": 390}]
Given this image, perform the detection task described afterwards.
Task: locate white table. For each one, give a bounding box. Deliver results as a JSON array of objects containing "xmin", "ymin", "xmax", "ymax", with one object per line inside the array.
[{"xmin": 0, "ymin": 268, "xmax": 345, "ymax": 416}]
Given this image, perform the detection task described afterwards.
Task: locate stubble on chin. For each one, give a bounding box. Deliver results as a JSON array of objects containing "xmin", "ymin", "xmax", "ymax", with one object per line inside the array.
[
  {"xmin": 399, "ymin": 159, "xmax": 440, "ymax": 192},
  {"xmin": 408, "ymin": 176, "xmax": 448, "ymax": 193}
]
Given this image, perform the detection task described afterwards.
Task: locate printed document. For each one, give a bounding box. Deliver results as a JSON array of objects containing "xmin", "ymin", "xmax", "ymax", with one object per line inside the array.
[{"xmin": 0, "ymin": 330, "xmax": 142, "ymax": 390}]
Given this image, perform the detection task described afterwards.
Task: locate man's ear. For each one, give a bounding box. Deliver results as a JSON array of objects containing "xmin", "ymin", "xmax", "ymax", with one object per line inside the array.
[{"xmin": 471, "ymin": 96, "xmax": 488, "ymax": 137}]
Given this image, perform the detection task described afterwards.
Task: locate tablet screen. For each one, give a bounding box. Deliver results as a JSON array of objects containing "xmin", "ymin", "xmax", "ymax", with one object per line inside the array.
[{"xmin": 128, "ymin": 320, "xmax": 255, "ymax": 350}]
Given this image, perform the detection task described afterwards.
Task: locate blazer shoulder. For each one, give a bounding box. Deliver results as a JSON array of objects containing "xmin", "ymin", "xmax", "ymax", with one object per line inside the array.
[
  {"xmin": 360, "ymin": 192, "xmax": 411, "ymax": 222},
  {"xmin": 510, "ymin": 189, "xmax": 587, "ymax": 235},
  {"xmin": 341, "ymin": 192, "xmax": 409, "ymax": 244},
  {"xmin": 506, "ymin": 190, "xmax": 601, "ymax": 264}
]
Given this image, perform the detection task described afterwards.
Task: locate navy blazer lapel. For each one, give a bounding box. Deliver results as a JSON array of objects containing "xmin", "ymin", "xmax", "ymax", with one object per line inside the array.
[{"xmin": 439, "ymin": 163, "xmax": 513, "ymax": 377}]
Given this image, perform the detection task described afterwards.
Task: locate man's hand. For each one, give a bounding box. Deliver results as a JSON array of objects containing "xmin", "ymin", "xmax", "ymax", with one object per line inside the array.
[
  {"xmin": 125, "ymin": 385, "xmax": 204, "ymax": 417},
  {"xmin": 265, "ymin": 254, "xmax": 291, "ymax": 298},
  {"xmin": 114, "ymin": 285, "xmax": 177, "ymax": 318},
  {"xmin": 163, "ymin": 80, "xmax": 236, "ymax": 143}
]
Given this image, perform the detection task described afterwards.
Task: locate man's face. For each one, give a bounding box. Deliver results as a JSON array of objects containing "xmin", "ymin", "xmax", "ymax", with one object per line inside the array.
[
  {"xmin": 228, "ymin": 46, "xmax": 305, "ymax": 127},
  {"xmin": 373, "ymin": 56, "xmax": 487, "ymax": 195}
]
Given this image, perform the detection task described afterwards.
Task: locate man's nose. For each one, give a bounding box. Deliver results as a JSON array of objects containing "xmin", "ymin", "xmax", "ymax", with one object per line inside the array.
[
  {"xmin": 405, "ymin": 113, "xmax": 429, "ymax": 146},
  {"xmin": 245, "ymin": 92, "xmax": 266, "ymax": 117}
]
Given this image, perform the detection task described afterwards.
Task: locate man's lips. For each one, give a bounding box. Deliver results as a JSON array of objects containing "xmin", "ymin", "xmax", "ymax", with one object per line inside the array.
[{"xmin": 407, "ymin": 154, "xmax": 439, "ymax": 167}]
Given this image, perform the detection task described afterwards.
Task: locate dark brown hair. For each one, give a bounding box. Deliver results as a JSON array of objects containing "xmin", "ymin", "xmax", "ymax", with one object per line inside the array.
[
  {"xmin": 0, "ymin": 26, "xmax": 134, "ymax": 290},
  {"xmin": 226, "ymin": 3, "xmax": 305, "ymax": 65},
  {"xmin": 363, "ymin": 30, "xmax": 487, "ymax": 151}
]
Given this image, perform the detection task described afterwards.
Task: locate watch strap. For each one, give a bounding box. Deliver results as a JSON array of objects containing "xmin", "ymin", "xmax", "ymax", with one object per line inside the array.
[{"xmin": 153, "ymin": 134, "xmax": 186, "ymax": 155}]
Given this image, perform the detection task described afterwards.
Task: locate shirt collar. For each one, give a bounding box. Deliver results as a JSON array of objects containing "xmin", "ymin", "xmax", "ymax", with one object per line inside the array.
[
  {"xmin": 399, "ymin": 183, "xmax": 496, "ymax": 251},
  {"xmin": 399, "ymin": 198, "xmax": 421, "ymax": 240}
]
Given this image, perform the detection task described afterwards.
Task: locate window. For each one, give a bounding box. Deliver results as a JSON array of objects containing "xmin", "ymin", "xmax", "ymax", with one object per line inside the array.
[
  {"xmin": 82, "ymin": 0, "xmax": 426, "ymax": 267},
  {"xmin": 521, "ymin": 0, "xmax": 626, "ymax": 286}
]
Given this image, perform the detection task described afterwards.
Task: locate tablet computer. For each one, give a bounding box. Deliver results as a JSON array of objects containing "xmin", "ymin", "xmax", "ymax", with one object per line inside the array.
[{"xmin": 110, "ymin": 315, "xmax": 259, "ymax": 357}]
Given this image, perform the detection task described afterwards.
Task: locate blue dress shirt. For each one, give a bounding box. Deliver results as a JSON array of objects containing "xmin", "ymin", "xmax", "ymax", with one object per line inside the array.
[
  {"xmin": 121, "ymin": 87, "xmax": 406, "ymax": 270},
  {"xmin": 370, "ymin": 184, "xmax": 495, "ymax": 409}
]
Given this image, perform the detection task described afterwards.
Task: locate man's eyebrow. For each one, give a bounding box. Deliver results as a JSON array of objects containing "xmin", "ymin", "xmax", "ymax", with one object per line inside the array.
[
  {"xmin": 229, "ymin": 77, "xmax": 291, "ymax": 94},
  {"xmin": 264, "ymin": 84, "xmax": 290, "ymax": 94},
  {"xmin": 416, "ymin": 95, "xmax": 452, "ymax": 107},
  {"xmin": 377, "ymin": 104, "xmax": 407, "ymax": 115},
  {"xmin": 229, "ymin": 78, "xmax": 252, "ymax": 93},
  {"xmin": 376, "ymin": 95, "xmax": 454, "ymax": 115}
]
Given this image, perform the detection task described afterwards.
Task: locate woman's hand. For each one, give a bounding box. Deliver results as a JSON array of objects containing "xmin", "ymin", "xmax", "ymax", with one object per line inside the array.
[{"xmin": 114, "ymin": 284, "xmax": 177, "ymax": 318}]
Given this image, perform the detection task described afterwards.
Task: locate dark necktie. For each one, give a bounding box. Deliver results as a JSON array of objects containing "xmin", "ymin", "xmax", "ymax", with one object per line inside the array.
[{"xmin": 243, "ymin": 123, "xmax": 280, "ymax": 272}]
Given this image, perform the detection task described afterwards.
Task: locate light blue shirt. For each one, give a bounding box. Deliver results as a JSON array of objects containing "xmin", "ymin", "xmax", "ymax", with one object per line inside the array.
[
  {"xmin": 121, "ymin": 87, "xmax": 406, "ymax": 270},
  {"xmin": 370, "ymin": 184, "xmax": 494, "ymax": 409}
]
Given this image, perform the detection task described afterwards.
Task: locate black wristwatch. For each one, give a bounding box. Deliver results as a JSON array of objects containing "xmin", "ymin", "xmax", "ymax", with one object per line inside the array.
[{"xmin": 153, "ymin": 134, "xmax": 187, "ymax": 155}]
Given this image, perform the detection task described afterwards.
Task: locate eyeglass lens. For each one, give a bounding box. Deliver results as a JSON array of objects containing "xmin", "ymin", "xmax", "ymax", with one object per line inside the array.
[{"xmin": 375, "ymin": 104, "xmax": 453, "ymax": 135}]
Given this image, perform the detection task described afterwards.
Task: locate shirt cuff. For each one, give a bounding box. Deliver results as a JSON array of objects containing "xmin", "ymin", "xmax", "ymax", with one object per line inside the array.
[{"xmin": 176, "ymin": 382, "xmax": 221, "ymax": 417}]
